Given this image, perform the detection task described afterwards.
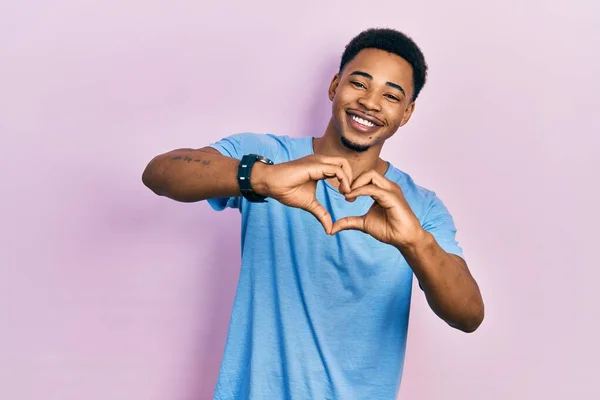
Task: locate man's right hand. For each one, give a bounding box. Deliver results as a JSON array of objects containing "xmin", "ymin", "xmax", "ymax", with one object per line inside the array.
[{"xmin": 251, "ymin": 155, "xmax": 354, "ymax": 234}]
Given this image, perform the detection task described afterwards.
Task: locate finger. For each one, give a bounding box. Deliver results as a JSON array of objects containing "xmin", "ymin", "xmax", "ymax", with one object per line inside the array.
[
  {"xmin": 304, "ymin": 199, "xmax": 333, "ymax": 234},
  {"xmin": 320, "ymin": 156, "xmax": 354, "ymax": 185},
  {"xmin": 351, "ymin": 169, "xmax": 394, "ymax": 191},
  {"xmin": 311, "ymin": 164, "xmax": 352, "ymax": 194},
  {"xmin": 345, "ymin": 184, "xmax": 397, "ymax": 208},
  {"xmin": 331, "ymin": 216, "xmax": 365, "ymax": 235}
]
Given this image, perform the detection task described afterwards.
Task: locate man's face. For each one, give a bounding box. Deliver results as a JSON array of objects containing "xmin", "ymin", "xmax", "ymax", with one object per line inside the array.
[{"xmin": 329, "ymin": 48, "xmax": 416, "ymax": 152}]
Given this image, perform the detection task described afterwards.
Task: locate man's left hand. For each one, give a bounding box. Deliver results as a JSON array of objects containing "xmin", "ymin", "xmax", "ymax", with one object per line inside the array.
[{"xmin": 330, "ymin": 169, "xmax": 425, "ymax": 249}]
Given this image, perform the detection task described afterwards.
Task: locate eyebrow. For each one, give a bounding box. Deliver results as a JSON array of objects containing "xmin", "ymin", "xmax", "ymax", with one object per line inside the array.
[{"xmin": 349, "ymin": 70, "xmax": 406, "ymax": 97}]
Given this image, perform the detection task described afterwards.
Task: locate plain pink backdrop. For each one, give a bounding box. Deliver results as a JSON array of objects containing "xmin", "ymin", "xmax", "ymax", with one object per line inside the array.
[{"xmin": 1, "ymin": 1, "xmax": 599, "ymax": 399}]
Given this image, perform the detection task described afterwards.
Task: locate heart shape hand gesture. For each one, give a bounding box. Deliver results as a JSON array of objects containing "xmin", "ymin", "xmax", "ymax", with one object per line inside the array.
[
  {"xmin": 331, "ymin": 169, "xmax": 425, "ymax": 248},
  {"xmin": 252, "ymin": 155, "xmax": 425, "ymax": 248}
]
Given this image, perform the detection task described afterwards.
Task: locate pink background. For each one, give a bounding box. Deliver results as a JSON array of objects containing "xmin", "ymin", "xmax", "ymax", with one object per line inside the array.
[{"xmin": 1, "ymin": 1, "xmax": 599, "ymax": 399}]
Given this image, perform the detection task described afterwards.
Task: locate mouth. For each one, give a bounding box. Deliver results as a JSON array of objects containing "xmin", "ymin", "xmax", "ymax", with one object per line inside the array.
[{"xmin": 346, "ymin": 110, "xmax": 384, "ymax": 133}]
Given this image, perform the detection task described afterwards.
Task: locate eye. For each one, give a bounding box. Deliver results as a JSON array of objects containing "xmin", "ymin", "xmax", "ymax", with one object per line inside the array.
[
  {"xmin": 350, "ymin": 81, "xmax": 366, "ymax": 89},
  {"xmin": 385, "ymin": 94, "xmax": 400, "ymax": 102}
]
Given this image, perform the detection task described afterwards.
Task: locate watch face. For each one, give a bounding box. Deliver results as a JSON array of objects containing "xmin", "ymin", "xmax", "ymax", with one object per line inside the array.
[{"xmin": 258, "ymin": 156, "xmax": 274, "ymax": 165}]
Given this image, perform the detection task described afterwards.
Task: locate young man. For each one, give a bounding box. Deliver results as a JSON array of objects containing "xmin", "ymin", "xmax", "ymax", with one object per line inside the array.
[{"xmin": 143, "ymin": 28, "xmax": 484, "ymax": 400}]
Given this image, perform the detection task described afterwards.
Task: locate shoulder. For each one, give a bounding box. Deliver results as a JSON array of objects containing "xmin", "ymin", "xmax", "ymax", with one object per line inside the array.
[
  {"xmin": 386, "ymin": 164, "xmax": 463, "ymax": 255},
  {"xmin": 385, "ymin": 164, "xmax": 453, "ymax": 224},
  {"xmin": 208, "ymin": 133, "xmax": 309, "ymax": 162}
]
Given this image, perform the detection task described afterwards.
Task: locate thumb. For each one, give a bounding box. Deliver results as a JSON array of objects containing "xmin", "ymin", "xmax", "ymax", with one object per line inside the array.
[
  {"xmin": 304, "ymin": 199, "xmax": 333, "ymax": 235},
  {"xmin": 331, "ymin": 216, "xmax": 365, "ymax": 235}
]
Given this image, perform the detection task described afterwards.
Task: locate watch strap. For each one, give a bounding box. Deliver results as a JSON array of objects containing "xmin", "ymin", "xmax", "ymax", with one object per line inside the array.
[{"xmin": 237, "ymin": 154, "xmax": 274, "ymax": 202}]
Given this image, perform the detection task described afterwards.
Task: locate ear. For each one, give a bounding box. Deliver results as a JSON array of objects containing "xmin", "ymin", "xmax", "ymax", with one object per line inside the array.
[
  {"xmin": 400, "ymin": 102, "xmax": 416, "ymax": 127},
  {"xmin": 328, "ymin": 74, "xmax": 340, "ymax": 101}
]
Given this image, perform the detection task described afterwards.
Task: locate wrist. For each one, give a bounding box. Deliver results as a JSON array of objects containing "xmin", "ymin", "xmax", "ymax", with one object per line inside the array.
[
  {"xmin": 249, "ymin": 161, "xmax": 271, "ymax": 197},
  {"xmin": 394, "ymin": 228, "xmax": 432, "ymax": 254}
]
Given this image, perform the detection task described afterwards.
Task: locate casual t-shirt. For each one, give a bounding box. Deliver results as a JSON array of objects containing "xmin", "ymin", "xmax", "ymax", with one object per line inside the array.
[{"xmin": 207, "ymin": 133, "xmax": 464, "ymax": 400}]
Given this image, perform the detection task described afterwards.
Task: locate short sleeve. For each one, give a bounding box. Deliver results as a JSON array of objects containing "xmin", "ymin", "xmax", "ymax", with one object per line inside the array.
[
  {"xmin": 421, "ymin": 193, "xmax": 465, "ymax": 259},
  {"xmin": 205, "ymin": 133, "xmax": 279, "ymax": 211}
]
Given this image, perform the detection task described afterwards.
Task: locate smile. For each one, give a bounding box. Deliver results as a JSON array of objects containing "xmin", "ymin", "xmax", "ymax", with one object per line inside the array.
[
  {"xmin": 346, "ymin": 111, "xmax": 382, "ymax": 134},
  {"xmin": 351, "ymin": 115, "xmax": 375, "ymax": 127}
]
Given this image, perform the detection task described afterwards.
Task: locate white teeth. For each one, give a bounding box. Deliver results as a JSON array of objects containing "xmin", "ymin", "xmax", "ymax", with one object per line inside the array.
[{"xmin": 352, "ymin": 115, "xmax": 375, "ymax": 127}]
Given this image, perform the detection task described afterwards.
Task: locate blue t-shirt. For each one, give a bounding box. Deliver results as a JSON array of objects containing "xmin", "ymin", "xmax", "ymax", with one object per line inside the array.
[{"xmin": 207, "ymin": 133, "xmax": 463, "ymax": 400}]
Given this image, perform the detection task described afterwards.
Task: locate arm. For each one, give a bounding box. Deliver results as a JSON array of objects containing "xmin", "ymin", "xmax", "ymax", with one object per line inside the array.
[
  {"xmin": 142, "ymin": 146, "xmax": 355, "ymax": 234},
  {"xmin": 142, "ymin": 147, "xmax": 251, "ymax": 202},
  {"xmin": 399, "ymin": 233, "xmax": 484, "ymax": 333},
  {"xmin": 330, "ymin": 169, "xmax": 484, "ymax": 333}
]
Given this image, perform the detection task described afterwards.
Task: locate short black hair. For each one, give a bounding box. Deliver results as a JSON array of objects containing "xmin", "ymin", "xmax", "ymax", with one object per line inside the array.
[{"xmin": 339, "ymin": 28, "xmax": 428, "ymax": 102}]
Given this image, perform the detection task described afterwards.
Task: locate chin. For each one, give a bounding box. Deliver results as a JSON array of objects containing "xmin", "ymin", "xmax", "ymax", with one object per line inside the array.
[{"xmin": 340, "ymin": 135, "xmax": 371, "ymax": 152}]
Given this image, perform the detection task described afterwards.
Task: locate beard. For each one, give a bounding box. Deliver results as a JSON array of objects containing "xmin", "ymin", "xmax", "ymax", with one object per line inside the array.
[{"xmin": 340, "ymin": 135, "xmax": 370, "ymax": 152}]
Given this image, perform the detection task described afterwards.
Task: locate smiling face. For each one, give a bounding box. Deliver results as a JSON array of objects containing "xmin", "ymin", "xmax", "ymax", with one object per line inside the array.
[{"xmin": 328, "ymin": 48, "xmax": 416, "ymax": 152}]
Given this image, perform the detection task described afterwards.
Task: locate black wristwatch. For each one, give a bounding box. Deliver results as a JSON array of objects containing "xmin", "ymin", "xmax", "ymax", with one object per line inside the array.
[{"xmin": 237, "ymin": 154, "xmax": 274, "ymax": 202}]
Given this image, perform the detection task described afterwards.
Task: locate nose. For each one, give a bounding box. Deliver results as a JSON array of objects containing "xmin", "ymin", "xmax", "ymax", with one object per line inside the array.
[{"xmin": 357, "ymin": 90, "xmax": 381, "ymax": 112}]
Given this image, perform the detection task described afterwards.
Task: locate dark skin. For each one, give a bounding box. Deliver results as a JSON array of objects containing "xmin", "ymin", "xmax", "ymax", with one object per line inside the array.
[
  {"xmin": 315, "ymin": 48, "xmax": 416, "ymax": 180},
  {"xmin": 317, "ymin": 48, "xmax": 484, "ymax": 332},
  {"xmin": 142, "ymin": 48, "xmax": 484, "ymax": 332}
]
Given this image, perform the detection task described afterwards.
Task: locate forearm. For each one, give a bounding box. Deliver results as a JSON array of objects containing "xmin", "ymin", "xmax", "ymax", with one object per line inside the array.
[
  {"xmin": 142, "ymin": 147, "xmax": 241, "ymax": 202},
  {"xmin": 398, "ymin": 232, "xmax": 484, "ymax": 332}
]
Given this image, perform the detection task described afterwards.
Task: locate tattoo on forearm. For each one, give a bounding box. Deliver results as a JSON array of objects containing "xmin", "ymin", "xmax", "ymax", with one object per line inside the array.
[{"xmin": 171, "ymin": 156, "xmax": 211, "ymax": 166}]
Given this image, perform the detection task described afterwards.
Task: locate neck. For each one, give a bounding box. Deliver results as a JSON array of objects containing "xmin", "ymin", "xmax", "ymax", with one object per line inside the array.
[{"xmin": 313, "ymin": 118, "xmax": 388, "ymax": 179}]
